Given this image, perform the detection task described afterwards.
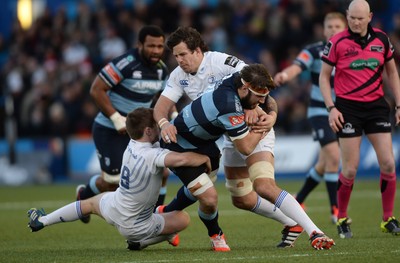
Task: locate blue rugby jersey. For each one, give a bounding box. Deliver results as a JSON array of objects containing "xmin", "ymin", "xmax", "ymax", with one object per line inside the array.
[
  {"xmin": 293, "ymin": 41, "xmax": 335, "ymax": 118},
  {"xmin": 95, "ymin": 48, "xmax": 168, "ymax": 129},
  {"xmin": 172, "ymin": 73, "xmax": 249, "ymax": 151}
]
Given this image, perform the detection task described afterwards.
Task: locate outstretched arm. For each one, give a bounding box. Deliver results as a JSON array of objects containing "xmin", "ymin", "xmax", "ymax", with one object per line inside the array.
[
  {"xmin": 274, "ymin": 64, "xmax": 302, "ymax": 86},
  {"xmin": 164, "ymin": 151, "xmax": 211, "ymax": 174}
]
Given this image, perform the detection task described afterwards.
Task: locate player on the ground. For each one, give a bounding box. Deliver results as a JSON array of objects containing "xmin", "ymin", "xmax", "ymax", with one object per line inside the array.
[
  {"xmin": 75, "ymin": 25, "xmax": 169, "ymax": 223},
  {"xmin": 27, "ymin": 108, "xmax": 211, "ymax": 250}
]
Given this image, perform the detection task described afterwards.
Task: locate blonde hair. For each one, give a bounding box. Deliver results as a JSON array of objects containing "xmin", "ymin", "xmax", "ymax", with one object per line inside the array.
[{"xmin": 324, "ymin": 12, "xmax": 347, "ymax": 26}]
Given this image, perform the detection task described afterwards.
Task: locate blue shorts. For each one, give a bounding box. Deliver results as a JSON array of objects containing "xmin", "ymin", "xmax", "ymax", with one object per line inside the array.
[
  {"xmin": 92, "ymin": 122, "xmax": 130, "ymax": 175},
  {"xmin": 335, "ymin": 97, "xmax": 392, "ymax": 138},
  {"xmin": 309, "ymin": 116, "xmax": 338, "ymax": 147}
]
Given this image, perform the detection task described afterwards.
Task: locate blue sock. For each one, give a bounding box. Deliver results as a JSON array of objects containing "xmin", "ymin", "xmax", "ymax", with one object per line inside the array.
[{"xmin": 164, "ymin": 186, "xmax": 197, "ymax": 212}]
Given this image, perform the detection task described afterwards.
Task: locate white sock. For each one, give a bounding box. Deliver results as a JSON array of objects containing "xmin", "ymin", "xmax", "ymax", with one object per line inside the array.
[
  {"xmin": 40, "ymin": 201, "xmax": 82, "ymax": 226},
  {"xmin": 275, "ymin": 190, "xmax": 322, "ymax": 235},
  {"xmin": 252, "ymin": 195, "xmax": 297, "ymax": 226}
]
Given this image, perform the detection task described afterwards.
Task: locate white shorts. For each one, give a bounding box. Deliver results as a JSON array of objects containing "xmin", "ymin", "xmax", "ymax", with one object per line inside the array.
[
  {"xmin": 222, "ymin": 128, "xmax": 275, "ymax": 167},
  {"xmin": 99, "ymin": 192, "xmax": 165, "ymax": 242}
]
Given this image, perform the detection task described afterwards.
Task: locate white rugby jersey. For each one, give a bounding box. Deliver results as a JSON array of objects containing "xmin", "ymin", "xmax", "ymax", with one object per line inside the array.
[
  {"xmin": 105, "ymin": 139, "xmax": 169, "ymax": 228},
  {"xmin": 161, "ymin": 51, "xmax": 246, "ymax": 102}
]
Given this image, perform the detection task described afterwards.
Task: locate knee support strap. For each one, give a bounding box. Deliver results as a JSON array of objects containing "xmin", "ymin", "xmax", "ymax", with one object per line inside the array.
[
  {"xmin": 248, "ymin": 161, "xmax": 275, "ymax": 182},
  {"xmin": 187, "ymin": 173, "xmax": 213, "ymax": 196},
  {"xmin": 225, "ymin": 178, "xmax": 253, "ymax": 197},
  {"xmin": 208, "ymin": 169, "xmax": 218, "ymax": 183}
]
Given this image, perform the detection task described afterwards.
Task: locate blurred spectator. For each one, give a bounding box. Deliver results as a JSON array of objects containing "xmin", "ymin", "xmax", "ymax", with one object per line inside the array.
[
  {"xmin": 1, "ymin": 0, "xmax": 399, "ymax": 138},
  {"xmin": 98, "ymin": 25, "xmax": 127, "ymax": 62}
]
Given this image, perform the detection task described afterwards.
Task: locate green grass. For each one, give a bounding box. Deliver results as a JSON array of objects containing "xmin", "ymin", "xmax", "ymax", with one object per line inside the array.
[{"xmin": 1, "ymin": 179, "xmax": 399, "ymax": 263}]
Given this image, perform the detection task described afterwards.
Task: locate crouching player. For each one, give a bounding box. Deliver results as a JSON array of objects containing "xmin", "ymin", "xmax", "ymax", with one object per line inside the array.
[{"xmin": 27, "ymin": 108, "xmax": 211, "ymax": 250}]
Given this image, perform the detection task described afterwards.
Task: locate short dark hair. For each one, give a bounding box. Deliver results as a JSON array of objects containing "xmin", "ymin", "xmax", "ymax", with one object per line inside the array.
[
  {"xmin": 166, "ymin": 26, "xmax": 209, "ymax": 52},
  {"xmin": 126, "ymin": 108, "xmax": 156, "ymax": 140},
  {"xmin": 238, "ymin": 64, "xmax": 276, "ymax": 92},
  {"xmin": 138, "ymin": 25, "xmax": 165, "ymax": 44}
]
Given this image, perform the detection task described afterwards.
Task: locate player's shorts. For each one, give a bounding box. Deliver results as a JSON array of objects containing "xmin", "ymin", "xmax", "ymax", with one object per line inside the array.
[
  {"xmin": 222, "ymin": 128, "xmax": 275, "ymax": 167},
  {"xmin": 161, "ymin": 141, "xmax": 220, "ymax": 186},
  {"xmin": 309, "ymin": 116, "xmax": 338, "ymax": 147},
  {"xmin": 92, "ymin": 122, "xmax": 130, "ymax": 175},
  {"xmin": 335, "ymin": 96, "xmax": 392, "ymax": 138},
  {"xmin": 99, "ymin": 192, "xmax": 165, "ymax": 241}
]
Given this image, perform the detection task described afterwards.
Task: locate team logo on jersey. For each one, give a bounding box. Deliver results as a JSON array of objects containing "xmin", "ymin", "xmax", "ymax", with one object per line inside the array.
[
  {"xmin": 341, "ymin": 123, "xmax": 355, "ymax": 134},
  {"xmin": 179, "ymin": 80, "xmax": 189, "ymax": 87},
  {"xmin": 323, "ymin": 41, "xmax": 332, "ymax": 56},
  {"xmin": 126, "ymin": 55, "xmax": 134, "ymax": 62},
  {"xmin": 224, "ymin": 56, "xmax": 240, "ymax": 67},
  {"xmin": 349, "ymin": 58, "xmax": 379, "ymax": 70},
  {"xmin": 105, "ymin": 157, "xmax": 111, "ymax": 167},
  {"xmin": 229, "ymin": 115, "xmax": 245, "ymax": 126},
  {"xmin": 298, "ymin": 51, "xmax": 310, "ymax": 62},
  {"xmin": 116, "ymin": 58, "xmax": 129, "ymax": 70},
  {"xmin": 370, "ymin": 45, "xmax": 383, "ymax": 52},
  {"xmin": 344, "ymin": 46, "xmax": 358, "ymax": 57},
  {"xmin": 104, "ymin": 64, "xmax": 122, "ymax": 83},
  {"xmin": 132, "ymin": 71, "xmax": 142, "ymax": 78},
  {"xmin": 208, "ymin": 75, "xmax": 216, "ymax": 84}
]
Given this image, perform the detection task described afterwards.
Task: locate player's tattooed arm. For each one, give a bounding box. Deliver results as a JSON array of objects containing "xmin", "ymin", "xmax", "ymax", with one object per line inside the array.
[
  {"xmin": 250, "ymin": 95, "xmax": 277, "ymax": 133},
  {"xmin": 264, "ymin": 95, "xmax": 278, "ymax": 116}
]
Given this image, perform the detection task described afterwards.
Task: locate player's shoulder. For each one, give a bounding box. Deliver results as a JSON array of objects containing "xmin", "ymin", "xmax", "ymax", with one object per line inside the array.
[
  {"xmin": 110, "ymin": 48, "xmax": 139, "ymax": 69},
  {"xmin": 156, "ymin": 60, "xmax": 168, "ymax": 71},
  {"xmin": 371, "ymin": 26, "xmax": 390, "ymax": 43},
  {"xmin": 329, "ymin": 30, "xmax": 350, "ymax": 43},
  {"xmin": 371, "ymin": 26, "xmax": 387, "ymax": 35},
  {"xmin": 302, "ymin": 41, "xmax": 325, "ymax": 57},
  {"xmin": 205, "ymin": 51, "xmax": 243, "ymax": 68},
  {"xmin": 304, "ymin": 41, "xmax": 325, "ymax": 51}
]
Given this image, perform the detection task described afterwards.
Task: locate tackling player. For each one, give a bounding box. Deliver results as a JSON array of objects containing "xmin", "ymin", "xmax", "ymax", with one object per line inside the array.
[{"xmin": 27, "ymin": 108, "xmax": 211, "ymax": 250}]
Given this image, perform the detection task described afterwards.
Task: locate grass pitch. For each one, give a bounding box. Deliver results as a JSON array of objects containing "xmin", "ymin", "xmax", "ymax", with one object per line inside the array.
[{"xmin": 1, "ymin": 179, "xmax": 399, "ymax": 263}]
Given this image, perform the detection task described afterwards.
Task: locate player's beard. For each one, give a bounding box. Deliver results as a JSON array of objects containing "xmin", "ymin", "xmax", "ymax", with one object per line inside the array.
[
  {"xmin": 240, "ymin": 92, "xmax": 257, "ymax": 110},
  {"xmin": 141, "ymin": 50, "xmax": 160, "ymax": 65}
]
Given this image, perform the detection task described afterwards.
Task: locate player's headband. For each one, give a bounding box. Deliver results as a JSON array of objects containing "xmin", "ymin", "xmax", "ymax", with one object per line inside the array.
[{"xmin": 241, "ymin": 78, "xmax": 269, "ymax": 97}]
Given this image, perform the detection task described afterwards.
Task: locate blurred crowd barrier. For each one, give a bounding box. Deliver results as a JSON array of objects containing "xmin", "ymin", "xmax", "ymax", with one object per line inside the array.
[{"xmin": 1, "ymin": 134, "xmax": 399, "ymax": 186}]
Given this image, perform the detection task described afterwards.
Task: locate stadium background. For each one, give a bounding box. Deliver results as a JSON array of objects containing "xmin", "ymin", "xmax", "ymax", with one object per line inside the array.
[{"xmin": 0, "ymin": 0, "xmax": 399, "ymax": 185}]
